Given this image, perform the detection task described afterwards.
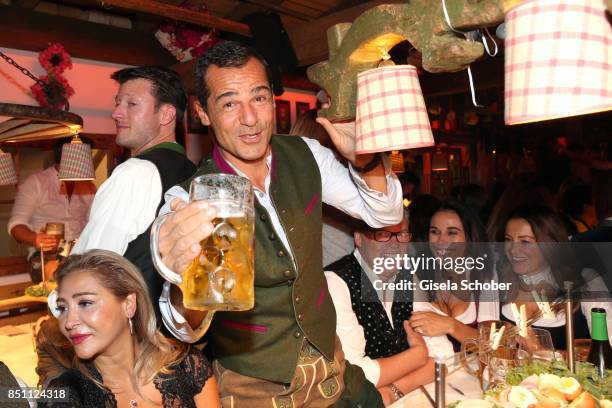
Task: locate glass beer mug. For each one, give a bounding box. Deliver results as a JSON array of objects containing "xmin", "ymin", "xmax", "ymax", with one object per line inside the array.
[
  {"xmin": 461, "ymin": 320, "xmax": 516, "ymax": 390},
  {"xmin": 151, "ymin": 174, "xmax": 255, "ymax": 311}
]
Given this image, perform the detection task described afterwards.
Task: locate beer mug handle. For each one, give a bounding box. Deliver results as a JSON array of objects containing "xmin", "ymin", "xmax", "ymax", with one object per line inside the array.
[
  {"xmin": 150, "ymin": 213, "xmax": 183, "ymax": 286},
  {"xmin": 460, "ymin": 338, "xmax": 480, "ymax": 377}
]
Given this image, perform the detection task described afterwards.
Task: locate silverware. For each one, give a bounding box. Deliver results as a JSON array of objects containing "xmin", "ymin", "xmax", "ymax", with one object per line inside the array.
[
  {"xmin": 448, "ymin": 382, "xmax": 465, "ymax": 396},
  {"xmin": 420, "ymin": 385, "xmax": 435, "ymax": 407}
]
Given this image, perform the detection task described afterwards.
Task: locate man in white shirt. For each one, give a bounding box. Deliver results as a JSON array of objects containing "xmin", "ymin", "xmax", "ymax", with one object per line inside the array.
[
  {"xmin": 9, "ymin": 138, "xmax": 96, "ymax": 282},
  {"xmin": 73, "ymin": 66, "xmax": 196, "ymax": 312},
  {"xmin": 325, "ymin": 214, "xmax": 434, "ymax": 405},
  {"xmin": 41, "ymin": 66, "xmax": 195, "ymax": 386},
  {"xmin": 154, "ymin": 41, "xmax": 402, "ymax": 407}
]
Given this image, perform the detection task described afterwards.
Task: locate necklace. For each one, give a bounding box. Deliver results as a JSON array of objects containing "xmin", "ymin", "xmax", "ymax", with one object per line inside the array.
[{"xmin": 129, "ymin": 399, "xmax": 138, "ymax": 407}]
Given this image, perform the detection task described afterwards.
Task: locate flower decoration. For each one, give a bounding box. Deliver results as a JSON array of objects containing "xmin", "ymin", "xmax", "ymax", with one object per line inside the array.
[
  {"xmin": 30, "ymin": 43, "xmax": 75, "ymax": 110},
  {"xmin": 38, "ymin": 43, "xmax": 72, "ymax": 74},
  {"xmin": 155, "ymin": 0, "xmax": 219, "ymax": 62},
  {"xmin": 31, "ymin": 74, "xmax": 75, "ymax": 109}
]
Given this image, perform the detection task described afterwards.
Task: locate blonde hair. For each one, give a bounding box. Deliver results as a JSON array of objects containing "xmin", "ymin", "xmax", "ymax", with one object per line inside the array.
[{"xmin": 54, "ymin": 249, "xmax": 188, "ymax": 393}]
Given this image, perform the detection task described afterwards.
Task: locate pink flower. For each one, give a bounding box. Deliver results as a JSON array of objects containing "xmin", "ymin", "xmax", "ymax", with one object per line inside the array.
[
  {"xmin": 155, "ymin": 1, "xmax": 220, "ymax": 62},
  {"xmin": 176, "ymin": 27, "xmax": 202, "ymax": 48}
]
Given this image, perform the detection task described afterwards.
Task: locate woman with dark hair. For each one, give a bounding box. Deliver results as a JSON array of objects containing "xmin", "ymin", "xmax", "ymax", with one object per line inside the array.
[
  {"xmin": 410, "ymin": 200, "xmax": 499, "ymax": 358},
  {"xmin": 498, "ymin": 204, "xmax": 612, "ymax": 349},
  {"xmin": 41, "ymin": 250, "xmax": 220, "ymax": 407}
]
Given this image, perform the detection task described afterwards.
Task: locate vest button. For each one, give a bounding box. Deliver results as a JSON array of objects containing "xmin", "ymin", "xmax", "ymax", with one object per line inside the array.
[
  {"xmin": 269, "ymin": 233, "xmax": 276, "ymax": 240},
  {"xmin": 294, "ymin": 331, "xmax": 302, "ymax": 339},
  {"xmin": 281, "ymin": 209, "xmax": 287, "ymax": 215},
  {"xmin": 297, "ymin": 313, "xmax": 304, "ymax": 321},
  {"xmin": 260, "ymin": 214, "xmax": 267, "ymax": 221},
  {"xmin": 295, "ymin": 296, "xmax": 301, "ymax": 303},
  {"xmin": 282, "ymin": 269, "xmax": 293, "ymax": 278},
  {"xmin": 277, "ymin": 250, "xmax": 285, "ymax": 257}
]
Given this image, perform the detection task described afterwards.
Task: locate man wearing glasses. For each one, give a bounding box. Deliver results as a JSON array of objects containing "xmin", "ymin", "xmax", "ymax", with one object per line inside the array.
[{"xmin": 325, "ymin": 213, "xmax": 434, "ymax": 405}]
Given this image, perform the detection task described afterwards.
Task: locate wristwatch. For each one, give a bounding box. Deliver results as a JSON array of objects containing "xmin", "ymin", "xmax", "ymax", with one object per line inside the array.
[
  {"xmin": 352, "ymin": 153, "xmax": 382, "ymax": 173},
  {"xmin": 389, "ymin": 383, "xmax": 404, "ymax": 401}
]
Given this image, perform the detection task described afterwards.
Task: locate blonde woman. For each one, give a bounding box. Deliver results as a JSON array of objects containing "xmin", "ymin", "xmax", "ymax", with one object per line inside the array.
[{"xmin": 41, "ymin": 249, "xmax": 220, "ymax": 407}]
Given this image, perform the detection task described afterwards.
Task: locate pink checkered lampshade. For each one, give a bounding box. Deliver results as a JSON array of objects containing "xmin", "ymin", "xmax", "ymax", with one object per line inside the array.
[
  {"xmin": 58, "ymin": 140, "xmax": 95, "ymax": 180},
  {"xmin": 504, "ymin": 0, "xmax": 612, "ymax": 125},
  {"xmin": 355, "ymin": 65, "xmax": 434, "ymax": 154},
  {"xmin": 0, "ymin": 152, "xmax": 18, "ymax": 186}
]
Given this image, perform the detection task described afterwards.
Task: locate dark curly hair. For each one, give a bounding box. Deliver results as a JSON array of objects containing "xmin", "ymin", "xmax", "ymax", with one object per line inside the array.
[{"xmin": 194, "ymin": 40, "xmax": 273, "ymax": 111}]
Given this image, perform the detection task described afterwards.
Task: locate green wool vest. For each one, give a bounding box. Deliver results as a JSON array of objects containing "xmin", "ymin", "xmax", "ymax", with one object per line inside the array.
[{"xmin": 182, "ymin": 135, "xmax": 336, "ymax": 382}]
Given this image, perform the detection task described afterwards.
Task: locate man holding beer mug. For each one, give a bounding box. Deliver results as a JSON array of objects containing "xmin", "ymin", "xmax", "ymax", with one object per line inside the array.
[
  {"xmin": 8, "ymin": 138, "xmax": 96, "ymax": 283},
  {"xmin": 154, "ymin": 41, "xmax": 402, "ymax": 407}
]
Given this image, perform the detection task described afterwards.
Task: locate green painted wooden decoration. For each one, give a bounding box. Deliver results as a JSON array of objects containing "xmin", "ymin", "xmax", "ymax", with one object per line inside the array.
[{"xmin": 307, "ymin": 1, "xmax": 508, "ymax": 121}]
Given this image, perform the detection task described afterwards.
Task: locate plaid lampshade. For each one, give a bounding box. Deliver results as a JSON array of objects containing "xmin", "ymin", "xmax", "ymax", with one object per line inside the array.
[
  {"xmin": 58, "ymin": 139, "xmax": 95, "ymax": 181},
  {"xmin": 0, "ymin": 152, "xmax": 18, "ymax": 185},
  {"xmin": 355, "ymin": 65, "xmax": 434, "ymax": 154},
  {"xmin": 504, "ymin": 0, "xmax": 612, "ymax": 125}
]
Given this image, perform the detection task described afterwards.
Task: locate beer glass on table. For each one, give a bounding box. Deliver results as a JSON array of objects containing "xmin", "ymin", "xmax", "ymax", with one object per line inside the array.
[
  {"xmin": 151, "ymin": 174, "xmax": 255, "ymax": 311},
  {"xmin": 518, "ymin": 327, "xmax": 556, "ymax": 362},
  {"xmin": 461, "ymin": 320, "xmax": 516, "ymax": 390}
]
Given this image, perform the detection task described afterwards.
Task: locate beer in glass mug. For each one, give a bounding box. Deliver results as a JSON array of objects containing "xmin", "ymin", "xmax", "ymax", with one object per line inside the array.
[{"xmin": 152, "ymin": 174, "xmax": 255, "ymax": 311}]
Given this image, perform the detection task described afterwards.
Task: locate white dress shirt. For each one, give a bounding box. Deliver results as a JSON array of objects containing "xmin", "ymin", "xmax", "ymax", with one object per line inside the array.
[
  {"xmin": 8, "ymin": 166, "xmax": 95, "ymax": 252},
  {"xmin": 73, "ymin": 158, "xmax": 161, "ymax": 255},
  {"xmin": 159, "ymin": 136, "xmax": 403, "ymax": 343},
  {"xmin": 500, "ymin": 267, "xmax": 612, "ymax": 345},
  {"xmin": 412, "ymin": 271, "xmax": 500, "ymax": 361},
  {"xmin": 325, "ymin": 249, "xmax": 396, "ymax": 385}
]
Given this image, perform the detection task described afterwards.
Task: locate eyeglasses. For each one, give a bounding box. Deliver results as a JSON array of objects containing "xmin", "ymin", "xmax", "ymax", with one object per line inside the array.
[{"xmin": 373, "ymin": 230, "xmax": 412, "ymax": 243}]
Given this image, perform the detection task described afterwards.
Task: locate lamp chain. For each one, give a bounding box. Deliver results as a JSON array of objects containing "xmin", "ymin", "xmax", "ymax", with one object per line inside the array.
[
  {"xmin": 0, "ymin": 49, "xmax": 46, "ymax": 87},
  {"xmin": 0, "ymin": 48, "xmax": 70, "ymax": 111}
]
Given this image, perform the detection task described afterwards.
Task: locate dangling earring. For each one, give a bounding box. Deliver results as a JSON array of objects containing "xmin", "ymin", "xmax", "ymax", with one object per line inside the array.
[{"xmin": 128, "ymin": 316, "xmax": 134, "ymax": 335}]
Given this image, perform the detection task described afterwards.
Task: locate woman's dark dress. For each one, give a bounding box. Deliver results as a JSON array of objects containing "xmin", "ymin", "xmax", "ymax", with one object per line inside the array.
[{"xmin": 39, "ymin": 347, "xmax": 212, "ymax": 408}]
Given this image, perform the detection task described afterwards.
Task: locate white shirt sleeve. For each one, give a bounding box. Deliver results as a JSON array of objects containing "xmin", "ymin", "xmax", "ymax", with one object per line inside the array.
[
  {"xmin": 301, "ymin": 137, "xmax": 403, "ymax": 228},
  {"xmin": 73, "ymin": 158, "xmax": 162, "ymax": 255},
  {"xmin": 325, "ymin": 271, "xmax": 381, "ymax": 385},
  {"xmin": 411, "ymin": 277, "xmax": 457, "ymax": 359},
  {"xmin": 158, "ymin": 282, "xmax": 214, "ymax": 343},
  {"xmin": 7, "ymin": 172, "xmax": 41, "ymax": 234},
  {"xmin": 157, "ymin": 185, "xmax": 201, "ymax": 342}
]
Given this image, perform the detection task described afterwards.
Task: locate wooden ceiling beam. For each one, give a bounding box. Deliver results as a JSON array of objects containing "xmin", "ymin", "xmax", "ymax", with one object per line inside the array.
[
  {"xmin": 100, "ymin": 0, "xmax": 252, "ymax": 37},
  {"xmin": 11, "ymin": 0, "xmax": 41, "ymax": 8},
  {"xmin": 0, "ymin": 5, "xmax": 175, "ymax": 66}
]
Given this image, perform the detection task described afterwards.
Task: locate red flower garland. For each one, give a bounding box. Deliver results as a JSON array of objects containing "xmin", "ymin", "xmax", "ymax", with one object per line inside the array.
[
  {"xmin": 155, "ymin": 0, "xmax": 219, "ymax": 62},
  {"xmin": 31, "ymin": 74, "xmax": 75, "ymax": 109},
  {"xmin": 38, "ymin": 43, "xmax": 72, "ymax": 74},
  {"xmin": 30, "ymin": 43, "xmax": 74, "ymax": 110}
]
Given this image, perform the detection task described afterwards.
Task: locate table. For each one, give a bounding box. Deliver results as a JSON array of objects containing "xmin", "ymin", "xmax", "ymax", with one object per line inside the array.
[
  {"xmin": 0, "ymin": 323, "xmax": 39, "ymax": 387},
  {"xmin": 0, "ymin": 295, "xmax": 48, "ymax": 310},
  {"xmin": 389, "ymin": 368, "xmax": 483, "ymax": 408}
]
